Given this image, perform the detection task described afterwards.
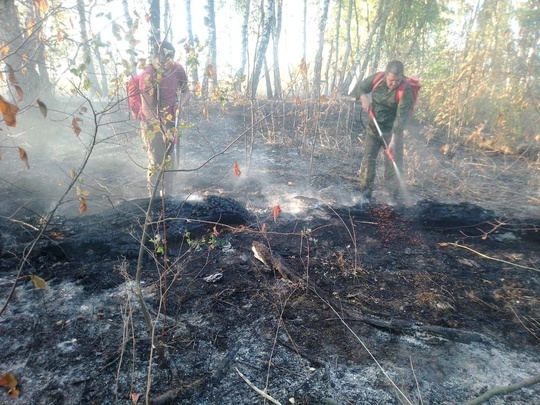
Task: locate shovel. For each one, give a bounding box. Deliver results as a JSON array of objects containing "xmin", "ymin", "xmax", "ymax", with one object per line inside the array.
[{"xmin": 368, "ymin": 107, "xmax": 395, "ymax": 162}]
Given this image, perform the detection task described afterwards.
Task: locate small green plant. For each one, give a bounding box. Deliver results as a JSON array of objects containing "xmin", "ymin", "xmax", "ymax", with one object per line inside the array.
[
  {"xmin": 149, "ymin": 234, "xmax": 164, "ymax": 254},
  {"xmin": 184, "ymin": 231, "xmax": 228, "ymax": 250}
]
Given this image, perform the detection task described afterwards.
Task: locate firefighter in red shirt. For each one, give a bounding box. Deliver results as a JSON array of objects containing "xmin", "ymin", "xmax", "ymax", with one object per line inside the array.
[{"xmin": 139, "ymin": 41, "xmax": 191, "ymax": 196}]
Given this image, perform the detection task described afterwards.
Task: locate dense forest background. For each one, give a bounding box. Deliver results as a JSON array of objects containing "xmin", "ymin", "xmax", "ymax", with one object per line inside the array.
[{"xmin": 0, "ymin": 0, "xmax": 539, "ymax": 159}]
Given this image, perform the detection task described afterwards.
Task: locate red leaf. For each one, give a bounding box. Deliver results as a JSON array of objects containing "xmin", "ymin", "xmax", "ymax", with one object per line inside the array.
[
  {"xmin": 233, "ymin": 161, "xmax": 241, "ymax": 177},
  {"xmin": 18, "ymin": 147, "xmax": 30, "ymax": 169},
  {"xmin": 79, "ymin": 197, "xmax": 87, "ymax": 214},
  {"xmin": 72, "ymin": 117, "xmax": 82, "ymax": 136},
  {"xmin": 0, "ymin": 372, "xmax": 19, "ymax": 398},
  {"xmin": 272, "ymin": 205, "xmax": 282, "ymax": 222}
]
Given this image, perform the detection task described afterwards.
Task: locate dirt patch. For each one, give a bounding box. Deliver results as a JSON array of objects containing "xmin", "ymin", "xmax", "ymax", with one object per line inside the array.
[{"xmin": 1, "ymin": 101, "xmax": 539, "ymax": 404}]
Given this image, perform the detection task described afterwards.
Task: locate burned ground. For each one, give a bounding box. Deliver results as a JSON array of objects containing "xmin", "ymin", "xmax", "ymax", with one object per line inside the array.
[{"xmin": 0, "ymin": 101, "xmax": 539, "ymax": 404}]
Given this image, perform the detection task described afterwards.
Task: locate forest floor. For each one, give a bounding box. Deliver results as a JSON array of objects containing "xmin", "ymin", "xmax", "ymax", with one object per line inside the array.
[{"xmin": 0, "ymin": 100, "xmax": 539, "ymax": 405}]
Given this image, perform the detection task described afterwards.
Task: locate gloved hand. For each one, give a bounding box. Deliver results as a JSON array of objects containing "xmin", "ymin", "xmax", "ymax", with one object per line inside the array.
[{"xmin": 360, "ymin": 94, "xmax": 371, "ymax": 113}]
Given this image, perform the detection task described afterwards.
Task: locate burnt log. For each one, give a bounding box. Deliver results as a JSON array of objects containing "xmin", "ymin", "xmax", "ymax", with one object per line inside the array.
[{"xmin": 0, "ymin": 195, "xmax": 251, "ymax": 260}]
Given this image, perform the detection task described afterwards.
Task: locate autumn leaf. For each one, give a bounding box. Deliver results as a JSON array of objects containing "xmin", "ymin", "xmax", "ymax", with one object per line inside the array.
[
  {"xmin": 0, "ymin": 372, "xmax": 20, "ymax": 398},
  {"xmin": 79, "ymin": 106, "xmax": 88, "ymax": 114},
  {"xmin": 131, "ymin": 392, "xmax": 140, "ymax": 404},
  {"xmin": 79, "ymin": 197, "xmax": 87, "ymax": 214},
  {"xmin": 30, "ymin": 274, "xmax": 47, "ymax": 289},
  {"xmin": 70, "ymin": 168, "xmax": 76, "ymax": 178},
  {"xmin": 18, "ymin": 147, "xmax": 30, "ymax": 169},
  {"xmin": 37, "ymin": 99, "xmax": 47, "ymax": 117},
  {"xmin": 0, "ymin": 43, "xmax": 9, "ymax": 57},
  {"xmin": 437, "ymin": 242, "xmax": 449, "ymax": 247},
  {"xmin": 0, "ymin": 95, "xmax": 20, "ymax": 127},
  {"xmin": 202, "ymin": 107, "xmax": 209, "ymax": 120},
  {"xmin": 33, "ymin": 0, "xmax": 50, "ymax": 15},
  {"xmin": 212, "ymin": 225, "xmax": 219, "ymax": 237},
  {"xmin": 14, "ymin": 84, "xmax": 24, "ymax": 101},
  {"xmin": 233, "ymin": 161, "xmax": 241, "ymax": 177},
  {"xmin": 72, "ymin": 117, "xmax": 82, "ymax": 136},
  {"xmin": 272, "ymin": 205, "xmax": 282, "ymax": 222}
]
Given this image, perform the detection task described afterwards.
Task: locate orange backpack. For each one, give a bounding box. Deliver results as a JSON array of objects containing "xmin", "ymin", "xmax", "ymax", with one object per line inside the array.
[{"xmin": 372, "ymin": 71, "xmax": 421, "ymax": 117}]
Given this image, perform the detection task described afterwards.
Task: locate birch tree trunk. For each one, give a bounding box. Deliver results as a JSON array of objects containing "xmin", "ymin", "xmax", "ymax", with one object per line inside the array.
[
  {"xmin": 338, "ymin": 0, "xmax": 353, "ymax": 90},
  {"xmin": 184, "ymin": 0, "xmax": 200, "ymax": 95},
  {"xmin": 272, "ymin": 0, "xmax": 283, "ymax": 98},
  {"xmin": 312, "ymin": 0, "xmax": 331, "ymax": 98},
  {"xmin": 342, "ymin": 0, "xmax": 395, "ymax": 93},
  {"xmin": 122, "ymin": 0, "xmax": 137, "ymax": 70},
  {"xmin": 235, "ymin": 0, "xmax": 251, "ymax": 93},
  {"xmin": 249, "ymin": 0, "xmax": 275, "ymax": 98},
  {"xmin": 330, "ymin": 0, "xmax": 342, "ymax": 94},
  {"xmin": 202, "ymin": 0, "xmax": 218, "ymax": 99},
  {"xmin": 149, "ymin": 0, "xmax": 160, "ymax": 52},
  {"xmin": 76, "ymin": 0, "xmax": 103, "ymax": 95}
]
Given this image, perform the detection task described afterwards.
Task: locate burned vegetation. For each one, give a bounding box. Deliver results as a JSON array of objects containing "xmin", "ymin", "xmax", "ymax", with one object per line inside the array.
[{"xmin": 1, "ymin": 102, "xmax": 539, "ymax": 404}]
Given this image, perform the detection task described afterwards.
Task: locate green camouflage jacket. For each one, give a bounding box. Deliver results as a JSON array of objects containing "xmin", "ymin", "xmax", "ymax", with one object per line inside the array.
[{"xmin": 351, "ymin": 72, "xmax": 414, "ymax": 134}]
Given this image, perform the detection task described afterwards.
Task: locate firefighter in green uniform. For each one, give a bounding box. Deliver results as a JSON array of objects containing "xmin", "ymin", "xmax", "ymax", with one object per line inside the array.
[{"xmin": 350, "ymin": 60, "xmax": 414, "ymax": 204}]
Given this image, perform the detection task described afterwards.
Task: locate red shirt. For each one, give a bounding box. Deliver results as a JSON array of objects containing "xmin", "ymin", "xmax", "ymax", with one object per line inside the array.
[{"xmin": 139, "ymin": 62, "xmax": 188, "ymax": 121}]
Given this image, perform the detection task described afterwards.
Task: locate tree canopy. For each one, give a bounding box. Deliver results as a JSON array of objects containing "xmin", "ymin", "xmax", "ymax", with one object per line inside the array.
[{"xmin": 0, "ymin": 0, "xmax": 538, "ymax": 148}]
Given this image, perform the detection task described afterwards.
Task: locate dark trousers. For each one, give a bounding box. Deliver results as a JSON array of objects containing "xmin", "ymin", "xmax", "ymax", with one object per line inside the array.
[{"xmin": 358, "ymin": 124, "xmax": 404, "ymax": 199}]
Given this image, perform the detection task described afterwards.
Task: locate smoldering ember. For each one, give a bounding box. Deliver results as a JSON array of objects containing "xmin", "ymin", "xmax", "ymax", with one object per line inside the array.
[{"xmin": 0, "ymin": 101, "xmax": 539, "ymax": 405}]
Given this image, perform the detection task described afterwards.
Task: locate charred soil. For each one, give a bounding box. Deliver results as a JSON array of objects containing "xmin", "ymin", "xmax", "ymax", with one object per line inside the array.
[{"xmin": 1, "ymin": 101, "xmax": 539, "ymax": 405}]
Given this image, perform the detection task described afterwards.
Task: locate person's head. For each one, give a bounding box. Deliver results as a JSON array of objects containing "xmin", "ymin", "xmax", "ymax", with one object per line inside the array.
[
  {"xmin": 384, "ymin": 60, "xmax": 405, "ymax": 90},
  {"xmin": 153, "ymin": 41, "xmax": 175, "ymax": 66}
]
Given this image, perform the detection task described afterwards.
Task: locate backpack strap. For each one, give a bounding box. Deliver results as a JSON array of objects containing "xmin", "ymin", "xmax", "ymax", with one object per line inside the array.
[
  {"xmin": 372, "ymin": 71, "xmax": 385, "ymax": 91},
  {"xmin": 395, "ymin": 80, "xmax": 408, "ymax": 103}
]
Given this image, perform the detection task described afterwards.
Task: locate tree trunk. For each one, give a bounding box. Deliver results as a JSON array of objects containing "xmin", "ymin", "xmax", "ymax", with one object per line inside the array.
[
  {"xmin": 312, "ymin": 0, "xmax": 331, "ymax": 98},
  {"xmin": 201, "ymin": 0, "xmax": 218, "ymax": 99},
  {"xmin": 0, "ymin": 0, "xmax": 46, "ymax": 101},
  {"xmin": 272, "ymin": 0, "xmax": 283, "ymax": 98},
  {"xmin": 185, "ymin": 0, "xmax": 200, "ymax": 94},
  {"xmin": 76, "ymin": 0, "xmax": 102, "ymax": 95},
  {"xmin": 330, "ymin": 0, "xmax": 342, "ymax": 94},
  {"xmin": 264, "ymin": 57, "xmax": 273, "ymax": 98},
  {"xmin": 302, "ymin": 0, "xmax": 307, "ymax": 61},
  {"xmin": 149, "ymin": 0, "xmax": 160, "ymax": 52},
  {"xmin": 122, "ymin": 0, "xmax": 137, "ymax": 70},
  {"xmin": 163, "ymin": 0, "xmax": 171, "ymax": 39},
  {"xmin": 28, "ymin": 0, "xmax": 53, "ymax": 101},
  {"xmin": 338, "ymin": 0, "xmax": 353, "ymax": 90},
  {"xmin": 342, "ymin": 0, "xmax": 394, "ymax": 93},
  {"xmin": 235, "ymin": 0, "xmax": 251, "ymax": 93},
  {"xmin": 250, "ymin": 0, "xmax": 275, "ymax": 98}
]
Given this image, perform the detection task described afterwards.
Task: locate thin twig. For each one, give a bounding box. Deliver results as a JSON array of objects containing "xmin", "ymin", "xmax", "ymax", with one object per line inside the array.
[
  {"xmin": 446, "ymin": 242, "xmax": 539, "ymax": 272},
  {"xmin": 235, "ymin": 367, "xmax": 282, "ymax": 405},
  {"xmin": 462, "ymin": 373, "xmax": 540, "ymax": 405}
]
